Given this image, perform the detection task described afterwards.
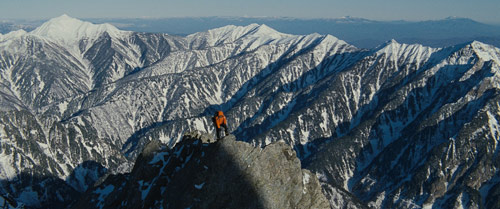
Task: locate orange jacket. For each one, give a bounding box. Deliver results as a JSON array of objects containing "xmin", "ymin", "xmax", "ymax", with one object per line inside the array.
[{"xmin": 213, "ymin": 111, "xmax": 227, "ymax": 129}]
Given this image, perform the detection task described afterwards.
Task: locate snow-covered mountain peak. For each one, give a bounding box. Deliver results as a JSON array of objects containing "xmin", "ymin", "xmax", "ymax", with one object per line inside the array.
[
  {"xmin": 469, "ymin": 41, "xmax": 500, "ymax": 64},
  {"xmin": 187, "ymin": 23, "xmax": 295, "ymax": 49},
  {"xmin": 322, "ymin": 34, "xmax": 349, "ymax": 46},
  {"xmin": 296, "ymin": 33, "xmax": 354, "ymax": 54},
  {"xmin": 381, "ymin": 39, "xmax": 399, "ymax": 46},
  {"xmin": 247, "ymin": 24, "xmax": 288, "ymax": 38},
  {"xmin": 208, "ymin": 23, "xmax": 288, "ymax": 38},
  {"xmin": 373, "ymin": 39, "xmax": 402, "ymax": 52},
  {"xmin": 0, "ymin": 29, "xmax": 27, "ymax": 41},
  {"xmin": 30, "ymin": 14, "xmax": 126, "ymax": 49},
  {"xmin": 374, "ymin": 39, "xmax": 435, "ymax": 63},
  {"xmin": 0, "ymin": 29, "xmax": 28, "ymax": 53}
]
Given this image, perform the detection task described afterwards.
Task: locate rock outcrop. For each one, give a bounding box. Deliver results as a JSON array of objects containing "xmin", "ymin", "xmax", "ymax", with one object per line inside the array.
[
  {"xmin": 0, "ymin": 195, "xmax": 19, "ymax": 209},
  {"xmin": 71, "ymin": 132, "xmax": 329, "ymax": 209}
]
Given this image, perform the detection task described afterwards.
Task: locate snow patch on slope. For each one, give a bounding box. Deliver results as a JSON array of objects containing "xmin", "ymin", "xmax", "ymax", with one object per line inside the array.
[
  {"xmin": 0, "ymin": 151, "xmax": 17, "ymax": 180},
  {"xmin": 94, "ymin": 185, "xmax": 115, "ymax": 209},
  {"xmin": 470, "ymin": 41, "xmax": 500, "ymax": 65}
]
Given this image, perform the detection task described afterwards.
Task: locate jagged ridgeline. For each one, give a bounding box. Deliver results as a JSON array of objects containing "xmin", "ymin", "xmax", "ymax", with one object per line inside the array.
[
  {"xmin": 0, "ymin": 14, "xmax": 500, "ymax": 208},
  {"xmin": 71, "ymin": 132, "xmax": 330, "ymax": 209}
]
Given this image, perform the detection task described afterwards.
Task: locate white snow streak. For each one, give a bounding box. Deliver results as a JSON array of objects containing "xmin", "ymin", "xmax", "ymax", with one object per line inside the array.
[
  {"xmin": 194, "ymin": 182, "xmax": 205, "ymax": 190},
  {"xmin": 302, "ymin": 171, "xmax": 311, "ymax": 194}
]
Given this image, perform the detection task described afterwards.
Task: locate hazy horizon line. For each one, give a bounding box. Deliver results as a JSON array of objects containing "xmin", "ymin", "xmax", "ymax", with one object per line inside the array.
[{"xmin": 2, "ymin": 15, "xmax": 499, "ymax": 25}]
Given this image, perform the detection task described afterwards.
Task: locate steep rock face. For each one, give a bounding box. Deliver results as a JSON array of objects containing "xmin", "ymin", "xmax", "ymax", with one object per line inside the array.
[
  {"xmin": 304, "ymin": 42, "xmax": 500, "ymax": 208},
  {"xmin": 0, "ymin": 16, "xmax": 187, "ymax": 207},
  {"xmin": 72, "ymin": 132, "xmax": 330, "ymax": 209},
  {"xmin": 0, "ymin": 194, "xmax": 18, "ymax": 209}
]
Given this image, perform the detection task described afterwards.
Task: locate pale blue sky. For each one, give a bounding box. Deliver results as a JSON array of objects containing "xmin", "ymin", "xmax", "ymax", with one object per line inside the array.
[{"xmin": 1, "ymin": 0, "xmax": 499, "ymax": 23}]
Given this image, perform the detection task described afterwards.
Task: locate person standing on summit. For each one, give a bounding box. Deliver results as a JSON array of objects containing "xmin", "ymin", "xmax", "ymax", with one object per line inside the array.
[{"xmin": 212, "ymin": 110, "xmax": 229, "ymax": 140}]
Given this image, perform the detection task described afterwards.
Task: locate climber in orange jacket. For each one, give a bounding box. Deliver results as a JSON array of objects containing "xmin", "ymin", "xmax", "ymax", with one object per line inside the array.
[{"xmin": 212, "ymin": 110, "xmax": 229, "ymax": 140}]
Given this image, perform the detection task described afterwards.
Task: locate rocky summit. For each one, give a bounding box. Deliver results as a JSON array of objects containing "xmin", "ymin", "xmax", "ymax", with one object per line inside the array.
[{"xmin": 71, "ymin": 132, "xmax": 330, "ymax": 209}]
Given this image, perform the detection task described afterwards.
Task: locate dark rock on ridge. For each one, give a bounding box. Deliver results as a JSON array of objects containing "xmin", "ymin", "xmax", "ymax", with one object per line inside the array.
[{"xmin": 71, "ymin": 131, "xmax": 330, "ymax": 209}]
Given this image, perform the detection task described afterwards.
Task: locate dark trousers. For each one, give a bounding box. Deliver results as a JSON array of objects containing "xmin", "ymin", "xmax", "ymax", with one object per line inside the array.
[{"xmin": 216, "ymin": 124, "xmax": 229, "ymax": 140}]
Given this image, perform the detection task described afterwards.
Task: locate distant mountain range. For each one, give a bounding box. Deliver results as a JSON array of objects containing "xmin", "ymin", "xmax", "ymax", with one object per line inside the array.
[
  {"xmin": 1, "ymin": 15, "xmax": 500, "ymax": 208},
  {"xmin": 2, "ymin": 16, "xmax": 500, "ymax": 49},
  {"xmin": 88, "ymin": 16, "xmax": 500, "ymax": 49}
]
